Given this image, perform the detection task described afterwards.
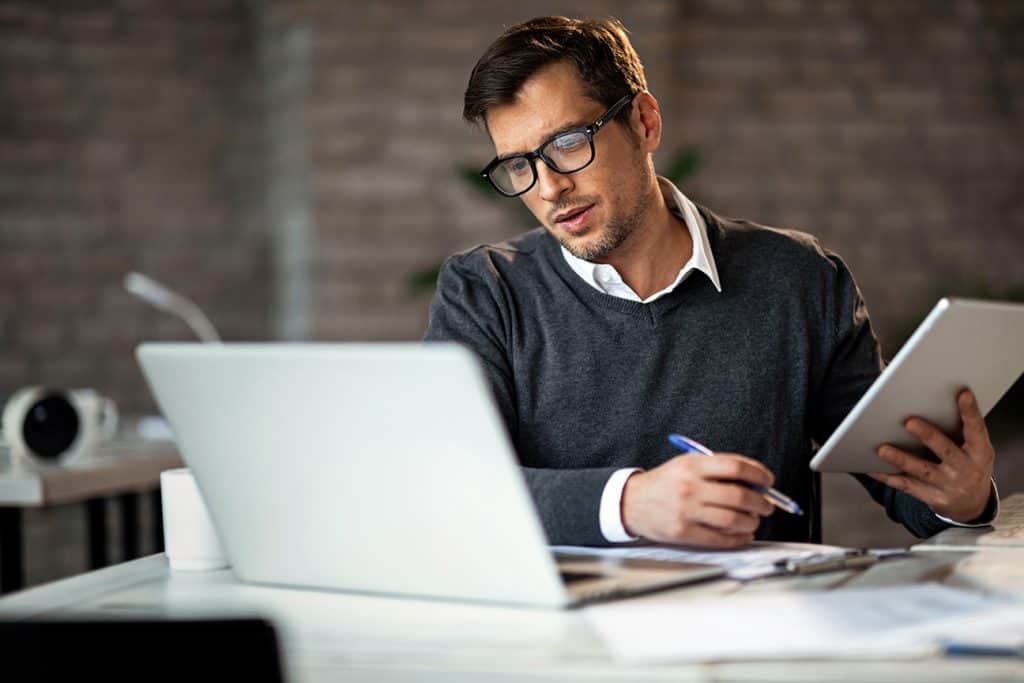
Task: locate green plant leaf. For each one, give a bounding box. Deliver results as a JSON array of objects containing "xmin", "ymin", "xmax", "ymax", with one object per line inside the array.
[
  {"xmin": 458, "ymin": 165, "xmax": 496, "ymax": 197},
  {"xmin": 663, "ymin": 147, "xmax": 702, "ymax": 185},
  {"xmin": 407, "ymin": 264, "xmax": 442, "ymax": 296}
]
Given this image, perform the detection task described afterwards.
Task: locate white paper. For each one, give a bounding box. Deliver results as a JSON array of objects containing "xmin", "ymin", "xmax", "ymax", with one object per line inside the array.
[
  {"xmin": 896, "ymin": 598, "xmax": 1024, "ymax": 649},
  {"xmin": 585, "ymin": 584, "xmax": 1017, "ymax": 663},
  {"xmin": 552, "ymin": 541, "xmax": 847, "ymax": 580}
]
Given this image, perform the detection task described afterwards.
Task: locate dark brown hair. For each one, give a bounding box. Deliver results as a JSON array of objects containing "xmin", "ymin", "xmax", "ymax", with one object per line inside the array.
[{"xmin": 463, "ymin": 16, "xmax": 647, "ymax": 129}]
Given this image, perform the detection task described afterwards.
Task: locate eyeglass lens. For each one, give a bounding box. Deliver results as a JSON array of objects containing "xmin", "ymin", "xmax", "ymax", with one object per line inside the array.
[{"xmin": 490, "ymin": 131, "xmax": 593, "ymax": 196}]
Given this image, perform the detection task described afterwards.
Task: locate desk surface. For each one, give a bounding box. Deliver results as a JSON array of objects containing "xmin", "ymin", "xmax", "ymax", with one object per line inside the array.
[
  {"xmin": 0, "ymin": 436, "xmax": 181, "ymax": 506},
  {"xmin": 2, "ymin": 541, "xmax": 1023, "ymax": 682}
]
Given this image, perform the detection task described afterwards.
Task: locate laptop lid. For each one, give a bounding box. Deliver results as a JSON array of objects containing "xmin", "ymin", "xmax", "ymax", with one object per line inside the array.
[{"xmin": 137, "ymin": 343, "xmax": 571, "ymax": 607}]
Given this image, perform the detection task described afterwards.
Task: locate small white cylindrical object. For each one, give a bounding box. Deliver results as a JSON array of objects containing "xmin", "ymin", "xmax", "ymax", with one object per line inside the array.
[{"xmin": 160, "ymin": 467, "xmax": 229, "ymax": 571}]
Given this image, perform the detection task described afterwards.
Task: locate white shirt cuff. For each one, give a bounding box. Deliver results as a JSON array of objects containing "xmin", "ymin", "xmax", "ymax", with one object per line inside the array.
[
  {"xmin": 599, "ymin": 468, "xmax": 643, "ymax": 543},
  {"xmin": 934, "ymin": 478, "xmax": 1000, "ymax": 527}
]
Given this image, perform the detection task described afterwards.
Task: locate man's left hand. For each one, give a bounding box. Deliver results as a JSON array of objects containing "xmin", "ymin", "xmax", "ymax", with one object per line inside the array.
[{"xmin": 868, "ymin": 389, "xmax": 994, "ymax": 523}]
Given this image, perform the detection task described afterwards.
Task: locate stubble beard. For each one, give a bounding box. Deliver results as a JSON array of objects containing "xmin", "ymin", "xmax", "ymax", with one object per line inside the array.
[{"xmin": 557, "ymin": 163, "xmax": 655, "ymax": 263}]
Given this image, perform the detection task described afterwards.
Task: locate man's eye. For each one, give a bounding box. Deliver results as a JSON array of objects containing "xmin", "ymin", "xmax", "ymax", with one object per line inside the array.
[{"xmin": 506, "ymin": 158, "xmax": 531, "ymax": 175}]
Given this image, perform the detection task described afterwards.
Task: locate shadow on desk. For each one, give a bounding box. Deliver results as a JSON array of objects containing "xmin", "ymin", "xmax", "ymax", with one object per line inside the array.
[{"xmin": 1, "ymin": 618, "xmax": 284, "ymax": 683}]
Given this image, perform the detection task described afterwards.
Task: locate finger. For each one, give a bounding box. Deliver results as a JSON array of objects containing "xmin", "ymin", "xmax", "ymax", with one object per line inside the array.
[
  {"xmin": 877, "ymin": 444, "xmax": 947, "ymax": 488},
  {"xmin": 958, "ymin": 389, "xmax": 994, "ymax": 457},
  {"xmin": 904, "ymin": 417, "xmax": 966, "ymax": 467},
  {"xmin": 692, "ymin": 504, "xmax": 761, "ymax": 534},
  {"xmin": 697, "ymin": 455, "xmax": 775, "ymax": 488},
  {"xmin": 699, "ymin": 481, "xmax": 774, "ymax": 517},
  {"xmin": 868, "ymin": 472, "xmax": 946, "ymax": 508}
]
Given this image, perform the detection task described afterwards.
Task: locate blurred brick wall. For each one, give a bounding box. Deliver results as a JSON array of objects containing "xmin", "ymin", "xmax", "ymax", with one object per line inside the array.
[
  {"xmin": 0, "ymin": 0, "xmax": 271, "ymax": 415},
  {"xmin": 3, "ymin": 0, "xmax": 1023, "ymax": 586}
]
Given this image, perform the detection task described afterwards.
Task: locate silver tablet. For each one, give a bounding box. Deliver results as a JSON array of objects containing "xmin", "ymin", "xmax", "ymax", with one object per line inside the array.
[{"xmin": 810, "ymin": 298, "xmax": 1024, "ymax": 473}]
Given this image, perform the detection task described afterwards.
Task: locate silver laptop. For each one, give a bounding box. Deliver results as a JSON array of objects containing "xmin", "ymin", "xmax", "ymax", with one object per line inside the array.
[{"xmin": 137, "ymin": 343, "xmax": 723, "ymax": 608}]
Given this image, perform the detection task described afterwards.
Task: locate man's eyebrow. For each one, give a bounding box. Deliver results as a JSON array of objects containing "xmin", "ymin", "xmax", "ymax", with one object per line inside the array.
[{"xmin": 496, "ymin": 119, "xmax": 589, "ymax": 160}]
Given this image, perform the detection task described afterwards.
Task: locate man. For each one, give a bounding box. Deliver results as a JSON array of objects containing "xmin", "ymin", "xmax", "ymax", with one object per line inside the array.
[{"xmin": 424, "ymin": 16, "xmax": 997, "ymax": 547}]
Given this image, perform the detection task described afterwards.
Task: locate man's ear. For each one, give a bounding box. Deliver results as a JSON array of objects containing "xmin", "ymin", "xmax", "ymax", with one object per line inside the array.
[{"xmin": 630, "ymin": 91, "xmax": 662, "ymax": 154}]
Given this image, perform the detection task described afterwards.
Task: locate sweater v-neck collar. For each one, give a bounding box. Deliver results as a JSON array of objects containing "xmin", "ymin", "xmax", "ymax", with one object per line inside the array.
[{"xmin": 542, "ymin": 204, "xmax": 726, "ymax": 320}]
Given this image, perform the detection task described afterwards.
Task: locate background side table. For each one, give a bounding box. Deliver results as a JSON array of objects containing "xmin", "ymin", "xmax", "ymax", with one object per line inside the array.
[{"xmin": 0, "ymin": 431, "xmax": 182, "ymax": 594}]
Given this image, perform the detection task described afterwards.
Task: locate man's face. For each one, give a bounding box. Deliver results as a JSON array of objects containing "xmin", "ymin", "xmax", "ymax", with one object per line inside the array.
[{"xmin": 485, "ymin": 61, "xmax": 655, "ymax": 262}]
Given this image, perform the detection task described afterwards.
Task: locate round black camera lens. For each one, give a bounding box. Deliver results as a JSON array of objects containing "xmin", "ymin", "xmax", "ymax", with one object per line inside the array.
[{"xmin": 22, "ymin": 393, "xmax": 79, "ymax": 461}]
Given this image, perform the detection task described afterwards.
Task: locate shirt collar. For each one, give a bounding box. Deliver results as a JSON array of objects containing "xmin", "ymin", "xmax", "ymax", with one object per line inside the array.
[{"xmin": 560, "ymin": 176, "xmax": 722, "ymax": 298}]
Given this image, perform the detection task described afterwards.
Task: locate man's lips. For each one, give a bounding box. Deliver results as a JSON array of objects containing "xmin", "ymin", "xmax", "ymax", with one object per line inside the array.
[
  {"xmin": 553, "ymin": 204, "xmax": 594, "ymax": 223},
  {"xmin": 553, "ymin": 204, "xmax": 595, "ymax": 228}
]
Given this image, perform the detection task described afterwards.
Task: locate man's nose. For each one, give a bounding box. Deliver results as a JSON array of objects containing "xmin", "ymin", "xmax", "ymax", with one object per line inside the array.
[{"xmin": 535, "ymin": 161, "xmax": 574, "ymax": 202}]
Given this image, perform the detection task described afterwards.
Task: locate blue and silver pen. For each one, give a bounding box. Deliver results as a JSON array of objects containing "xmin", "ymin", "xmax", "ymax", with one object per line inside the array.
[
  {"xmin": 667, "ymin": 433, "xmax": 804, "ymax": 516},
  {"xmin": 943, "ymin": 642, "xmax": 1024, "ymax": 658}
]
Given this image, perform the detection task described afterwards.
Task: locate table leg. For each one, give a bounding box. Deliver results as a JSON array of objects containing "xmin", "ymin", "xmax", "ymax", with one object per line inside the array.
[
  {"xmin": 86, "ymin": 498, "xmax": 108, "ymax": 570},
  {"xmin": 152, "ymin": 489, "xmax": 164, "ymax": 553},
  {"xmin": 118, "ymin": 493, "xmax": 140, "ymax": 561},
  {"xmin": 0, "ymin": 507, "xmax": 24, "ymax": 594}
]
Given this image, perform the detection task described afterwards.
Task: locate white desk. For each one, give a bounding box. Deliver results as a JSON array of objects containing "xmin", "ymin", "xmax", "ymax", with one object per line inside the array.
[
  {"xmin": 0, "ymin": 433, "xmax": 181, "ymax": 592},
  {"xmin": 2, "ymin": 536, "xmax": 1023, "ymax": 681}
]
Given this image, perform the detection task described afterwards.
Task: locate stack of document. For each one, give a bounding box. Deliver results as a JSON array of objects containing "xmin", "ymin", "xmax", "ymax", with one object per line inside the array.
[{"xmin": 585, "ymin": 584, "xmax": 1023, "ymax": 663}]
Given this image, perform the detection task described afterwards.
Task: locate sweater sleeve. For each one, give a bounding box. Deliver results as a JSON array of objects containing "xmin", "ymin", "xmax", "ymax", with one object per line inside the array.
[
  {"xmin": 423, "ymin": 254, "xmax": 619, "ymax": 546},
  {"xmin": 809, "ymin": 252, "xmax": 953, "ymax": 538}
]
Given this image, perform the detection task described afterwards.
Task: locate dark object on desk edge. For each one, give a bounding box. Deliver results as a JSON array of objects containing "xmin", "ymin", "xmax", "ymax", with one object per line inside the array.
[{"xmin": 0, "ymin": 618, "xmax": 284, "ymax": 683}]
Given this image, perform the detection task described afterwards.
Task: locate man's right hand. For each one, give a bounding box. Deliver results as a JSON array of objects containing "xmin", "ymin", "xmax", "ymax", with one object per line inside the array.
[{"xmin": 620, "ymin": 454, "xmax": 776, "ymax": 547}]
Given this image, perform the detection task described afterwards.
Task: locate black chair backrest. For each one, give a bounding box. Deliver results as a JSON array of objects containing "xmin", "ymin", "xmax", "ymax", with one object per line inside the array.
[{"xmin": 0, "ymin": 618, "xmax": 285, "ymax": 683}]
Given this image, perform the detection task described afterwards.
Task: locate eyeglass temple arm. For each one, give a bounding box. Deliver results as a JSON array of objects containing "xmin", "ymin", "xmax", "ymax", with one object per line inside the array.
[{"xmin": 594, "ymin": 94, "xmax": 634, "ymax": 131}]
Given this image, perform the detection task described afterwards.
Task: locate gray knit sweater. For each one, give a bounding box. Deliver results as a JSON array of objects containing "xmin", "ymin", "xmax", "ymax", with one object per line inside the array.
[{"xmin": 423, "ymin": 205, "xmax": 954, "ymax": 545}]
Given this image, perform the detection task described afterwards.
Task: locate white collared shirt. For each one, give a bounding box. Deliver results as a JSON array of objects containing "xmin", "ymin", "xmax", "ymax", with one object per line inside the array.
[
  {"xmin": 560, "ymin": 177, "xmax": 721, "ymax": 302},
  {"xmin": 567, "ymin": 177, "xmax": 997, "ymax": 543}
]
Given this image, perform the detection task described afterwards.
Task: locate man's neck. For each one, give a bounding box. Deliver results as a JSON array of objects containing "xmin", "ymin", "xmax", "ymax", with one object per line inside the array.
[{"xmin": 598, "ymin": 185, "xmax": 694, "ymax": 300}]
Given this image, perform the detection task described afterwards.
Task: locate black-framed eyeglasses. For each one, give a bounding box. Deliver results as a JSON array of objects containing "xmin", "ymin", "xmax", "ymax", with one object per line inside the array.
[{"xmin": 480, "ymin": 93, "xmax": 635, "ymax": 198}]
